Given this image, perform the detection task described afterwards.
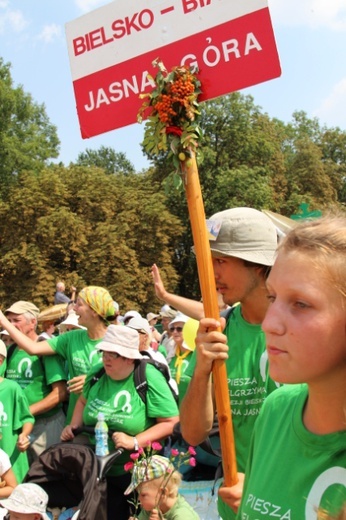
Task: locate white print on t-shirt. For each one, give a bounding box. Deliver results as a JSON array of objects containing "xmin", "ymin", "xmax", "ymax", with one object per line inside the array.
[
  {"xmin": 113, "ymin": 390, "xmax": 132, "ymax": 413},
  {"xmin": 0, "ymin": 402, "xmax": 7, "ymax": 422},
  {"xmin": 260, "ymin": 351, "xmax": 280, "ymax": 389},
  {"xmin": 305, "ymin": 467, "xmax": 346, "ymax": 519},
  {"xmin": 18, "ymin": 358, "xmax": 33, "ymax": 378},
  {"xmin": 259, "ymin": 351, "xmax": 268, "ymax": 383},
  {"xmin": 243, "ymin": 494, "xmax": 291, "ymax": 518},
  {"xmin": 89, "ymin": 349, "xmax": 100, "ymax": 364}
]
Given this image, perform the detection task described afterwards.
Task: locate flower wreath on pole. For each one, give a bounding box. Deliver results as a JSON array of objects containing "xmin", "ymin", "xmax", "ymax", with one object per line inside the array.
[{"xmin": 138, "ymin": 59, "xmax": 203, "ymax": 182}]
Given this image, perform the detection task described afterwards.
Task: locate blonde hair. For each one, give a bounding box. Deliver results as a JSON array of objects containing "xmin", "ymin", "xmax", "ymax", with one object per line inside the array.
[
  {"xmin": 163, "ymin": 469, "xmax": 182, "ymax": 497},
  {"xmin": 278, "ymin": 214, "xmax": 346, "ymax": 300}
]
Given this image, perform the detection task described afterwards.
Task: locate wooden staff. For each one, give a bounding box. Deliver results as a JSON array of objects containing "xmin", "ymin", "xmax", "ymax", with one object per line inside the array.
[{"xmin": 181, "ymin": 152, "xmax": 238, "ymax": 486}]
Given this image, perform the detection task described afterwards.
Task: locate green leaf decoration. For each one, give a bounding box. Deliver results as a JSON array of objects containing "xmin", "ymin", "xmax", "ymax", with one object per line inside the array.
[{"xmin": 138, "ymin": 59, "xmax": 203, "ymax": 179}]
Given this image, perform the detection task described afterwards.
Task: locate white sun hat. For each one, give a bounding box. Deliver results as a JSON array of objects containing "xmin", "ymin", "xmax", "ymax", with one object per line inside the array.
[
  {"xmin": 0, "ymin": 483, "xmax": 50, "ymax": 520},
  {"xmin": 58, "ymin": 311, "xmax": 86, "ymax": 333}
]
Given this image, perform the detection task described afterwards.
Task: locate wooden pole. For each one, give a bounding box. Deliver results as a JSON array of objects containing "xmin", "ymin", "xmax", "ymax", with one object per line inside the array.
[{"xmin": 181, "ymin": 152, "xmax": 238, "ymax": 486}]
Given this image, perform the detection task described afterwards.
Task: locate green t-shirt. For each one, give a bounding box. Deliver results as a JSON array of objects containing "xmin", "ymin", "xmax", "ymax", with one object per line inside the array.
[
  {"xmin": 5, "ymin": 346, "xmax": 67, "ymax": 419},
  {"xmin": 48, "ymin": 329, "xmax": 103, "ymax": 423},
  {"xmin": 157, "ymin": 344, "xmax": 167, "ymax": 358},
  {"xmin": 238, "ymin": 384, "xmax": 346, "ymax": 519},
  {"xmin": 185, "ymin": 305, "xmax": 279, "ymax": 520},
  {"xmin": 82, "ymin": 363, "xmax": 179, "ymax": 476},
  {"xmin": 0, "ymin": 359, "xmax": 6, "ymax": 377},
  {"xmin": 138, "ymin": 494, "xmax": 200, "ymax": 519},
  {"xmin": 168, "ymin": 351, "xmax": 193, "ymax": 405},
  {"xmin": 0, "ymin": 378, "xmax": 34, "ymax": 482}
]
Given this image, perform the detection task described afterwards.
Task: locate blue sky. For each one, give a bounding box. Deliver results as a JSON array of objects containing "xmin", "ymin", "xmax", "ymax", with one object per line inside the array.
[{"xmin": 0, "ymin": 0, "xmax": 345, "ymax": 172}]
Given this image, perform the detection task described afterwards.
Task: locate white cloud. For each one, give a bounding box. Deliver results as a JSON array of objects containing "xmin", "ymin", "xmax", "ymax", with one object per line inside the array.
[
  {"xmin": 37, "ymin": 23, "xmax": 62, "ymax": 43},
  {"xmin": 0, "ymin": 6, "xmax": 28, "ymax": 34},
  {"xmin": 74, "ymin": 0, "xmax": 110, "ymax": 14},
  {"xmin": 271, "ymin": 0, "xmax": 346, "ymax": 31},
  {"xmin": 314, "ymin": 78, "xmax": 346, "ymax": 128}
]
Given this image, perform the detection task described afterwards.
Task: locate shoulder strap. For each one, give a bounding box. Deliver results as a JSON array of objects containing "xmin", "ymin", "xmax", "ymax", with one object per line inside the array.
[
  {"xmin": 6, "ymin": 343, "xmax": 16, "ymax": 364},
  {"xmin": 140, "ymin": 350, "xmax": 152, "ymax": 359},
  {"xmin": 134, "ymin": 359, "xmax": 148, "ymax": 404},
  {"xmin": 90, "ymin": 366, "xmax": 106, "ymax": 388},
  {"xmin": 134, "ymin": 358, "xmax": 178, "ymax": 404}
]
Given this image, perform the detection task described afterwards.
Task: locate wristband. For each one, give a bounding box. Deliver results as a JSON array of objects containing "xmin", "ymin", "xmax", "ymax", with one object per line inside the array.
[{"xmin": 133, "ymin": 436, "xmax": 139, "ymax": 451}]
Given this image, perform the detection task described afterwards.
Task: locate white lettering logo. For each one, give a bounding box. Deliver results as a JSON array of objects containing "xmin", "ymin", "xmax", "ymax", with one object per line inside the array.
[
  {"xmin": 0, "ymin": 401, "xmax": 8, "ymax": 422},
  {"xmin": 114, "ymin": 390, "xmax": 132, "ymax": 413},
  {"xmin": 89, "ymin": 349, "xmax": 100, "ymax": 364},
  {"xmin": 18, "ymin": 358, "xmax": 33, "ymax": 378},
  {"xmin": 259, "ymin": 350, "xmax": 280, "ymax": 388}
]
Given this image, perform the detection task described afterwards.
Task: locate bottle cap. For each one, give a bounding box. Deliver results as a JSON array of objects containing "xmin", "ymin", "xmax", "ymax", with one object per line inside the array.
[{"xmin": 97, "ymin": 412, "xmax": 105, "ymax": 420}]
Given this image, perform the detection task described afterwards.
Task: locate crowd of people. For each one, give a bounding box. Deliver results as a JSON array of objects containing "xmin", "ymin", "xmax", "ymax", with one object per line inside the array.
[{"xmin": 0, "ymin": 206, "xmax": 344, "ymax": 520}]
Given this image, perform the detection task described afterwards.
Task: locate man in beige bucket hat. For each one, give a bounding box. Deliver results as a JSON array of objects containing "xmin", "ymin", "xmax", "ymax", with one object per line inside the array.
[{"xmin": 152, "ymin": 207, "xmax": 281, "ymax": 519}]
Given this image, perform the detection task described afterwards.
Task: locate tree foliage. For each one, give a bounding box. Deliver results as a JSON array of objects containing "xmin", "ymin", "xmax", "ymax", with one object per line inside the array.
[
  {"xmin": 0, "ymin": 58, "xmax": 60, "ymax": 194},
  {"xmin": 0, "ymin": 166, "xmax": 183, "ymax": 313},
  {"xmin": 75, "ymin": 146, "xmax": 135, "ymax": 175}
]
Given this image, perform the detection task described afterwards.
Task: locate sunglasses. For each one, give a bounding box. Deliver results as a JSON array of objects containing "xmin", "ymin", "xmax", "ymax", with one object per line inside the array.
[
  {"xmin": 169, "ymin": 326, "xmax": 183, "ymax": 332},
  {"xmin": 101, "ymin": 351, "xmax": 121, "ymax": 359}
]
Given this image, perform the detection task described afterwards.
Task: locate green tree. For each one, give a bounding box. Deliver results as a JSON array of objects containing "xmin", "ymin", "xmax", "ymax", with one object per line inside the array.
[
  {"xmin": 0, "ymin": 165, "xmax": 183, "ymax": 313},
  {"xmin": 284, "ymin": 138, "xmax": 338, "ymax": 214},
  {"xmin": 76, "ymin": 146, "xmax": 135, "ymax": 175},
  {"xmin": 0, "ymin": 58, "xmax": 60, "ymax": 194}
]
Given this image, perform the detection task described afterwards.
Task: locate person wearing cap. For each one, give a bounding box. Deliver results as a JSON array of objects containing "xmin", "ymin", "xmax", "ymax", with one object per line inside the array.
[
  {"xmin": 157, "ymin": 307, "xmax": 178, "ymax": 363},
  {"xmin": 124, "ymin": 454, "xmax": 199, "ymax": 519},
  {"xmin": 57, "ymin": 310, "xmax": 86, "ymax": 334},
  {"xmin": 123, "ymin": 310, "xmax": 142, "ymax": 326},
  {"xmin": 145, "ymin": 313, "xmax": 162, "ymax": 349},
  {"xmin": 152, "ymin": 207, "xmax": 280, "ymax": 519},
  {"xmin": 0, "ymin": 482, "xmax": 50, "ymax": 519},
  {"xmin": 61, "ymin": 325, "xmax": 179, "ymax": 520},
  {"xmin": 127, "ymin": 317, "xmax": 178, "ymax": 397},
  {"xmin": 0, "ymin": 331, "xmax": 12, "ymax": 349},
  {"xmin": 4, "ymin": 301, "xmax": 68, "ymax": 465},
  {"xmin": 0, "ymin": 341, "xmax": 34, "ymax": 483},
  {"xmin": 0, "ymin": 287, "xmax": 116, "ymax": 425},
  {"xmin": 166, "ymin": 313, "xmax": 194, "ymax": 404}
]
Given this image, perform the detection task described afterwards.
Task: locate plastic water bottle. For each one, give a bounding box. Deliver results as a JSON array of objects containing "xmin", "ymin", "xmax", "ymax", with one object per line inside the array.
[{"xmin": 95, "ymin": 412, "xmax": 109, "ymax": 456}]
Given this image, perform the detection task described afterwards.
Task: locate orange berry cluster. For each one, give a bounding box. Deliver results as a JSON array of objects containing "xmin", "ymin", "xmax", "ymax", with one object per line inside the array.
[
  {"xmin": 170, "ymin": 72, "xmax": 195, "ymax": 99},
  {"xmin": 153, "ymin": 69, "xmax": 197, "ymax": 126},
  {"xmin": 154, "ymin": 94, "xmax": 177, "ymax": 124}
]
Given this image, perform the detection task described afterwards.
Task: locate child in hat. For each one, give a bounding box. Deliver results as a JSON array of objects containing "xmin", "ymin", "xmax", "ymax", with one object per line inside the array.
[
  {"xmin": 125, "ymin": 454, "xmax": 200, "ymax": 519},
  {"xmin": 0, "ymin": 482, "xmax": 50, "ymax": 519}
]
